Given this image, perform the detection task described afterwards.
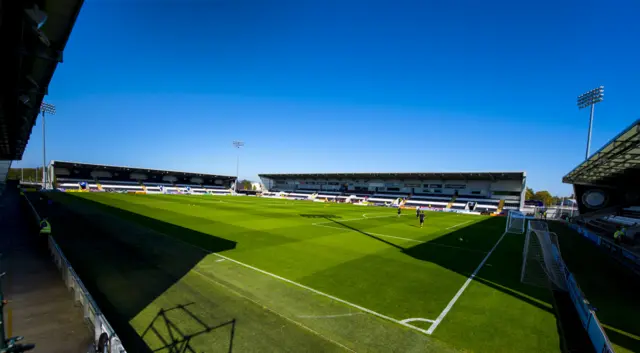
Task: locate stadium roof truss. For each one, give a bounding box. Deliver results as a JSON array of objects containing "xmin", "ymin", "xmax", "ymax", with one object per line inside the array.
[
  {"xmin": 259, "ymin": 172, "xmax": 525, "ymax": 182},
  {"xmin": 0, "ymin": 0, "xmax": 84, "ymax": 160},
  {"xmin": 563, "ymin": 119, "xmax": 640, "ymax": 187}
]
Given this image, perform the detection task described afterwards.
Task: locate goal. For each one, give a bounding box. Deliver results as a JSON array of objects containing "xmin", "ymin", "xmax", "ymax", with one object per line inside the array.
[
  {"xmin": 520, "ymin": 220, "xmax": 567, "ymax": 290},
  {"xmin": 505, "ymin": 210, "xmax": 527, "ymax": 234}
]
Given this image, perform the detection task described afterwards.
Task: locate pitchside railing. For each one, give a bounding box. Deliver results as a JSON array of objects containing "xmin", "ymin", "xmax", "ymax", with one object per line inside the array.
[
  {"xmin": 521, "ymin": 220, "xmax": 614, "ymax": 353},
  {"xmin": 22, "ymin": 194, "xmax": 127, "ymax": 353}
]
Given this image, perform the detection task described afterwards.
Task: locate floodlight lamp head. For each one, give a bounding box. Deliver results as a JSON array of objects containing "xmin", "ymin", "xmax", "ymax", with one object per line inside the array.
[
  {"xmin": 40, "ymin": 102, "xmax": 56, "ymax": 115},
  {"xmin": 576, "ymin": 86, "xmax": 604, "ymax": 109}
]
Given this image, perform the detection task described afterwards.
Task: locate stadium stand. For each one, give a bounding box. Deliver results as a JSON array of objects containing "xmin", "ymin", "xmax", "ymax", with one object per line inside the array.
[
  {"xmin": 542, "ymin": 119, "xmax": 640, "ymax": 353},
  {"xmin": 259, "ymin": 172, "xmax": 526, "ymax": 214},
  {"xmin": 0, "ymin": 1, "xmax": 90, "ymax": 351},
  {"xmin": 49, "ymin": 161, "xmax": 236, "ymax": 195},
  {"xmin": 563, "ymin": 119, "xmax": 640, "ymax": 267}
]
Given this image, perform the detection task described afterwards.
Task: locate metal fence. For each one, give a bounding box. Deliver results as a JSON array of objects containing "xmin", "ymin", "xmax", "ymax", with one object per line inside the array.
[
  {"xmin": 48, "ymin": 236, "xmax": 126, "ymax": 353},
  {"xmin": 22, "ymin": 193, "xmax": 127, "ymax": 353},
  {"xmin": 529, "ymin": 221, "xmax": 614, "ymax": 353}
]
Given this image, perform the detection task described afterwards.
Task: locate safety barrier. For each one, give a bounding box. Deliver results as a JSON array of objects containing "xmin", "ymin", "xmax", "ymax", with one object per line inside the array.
[
  {"xmin": 568, "ymin": 223, "xmax": 640, "ymax": 275},
  {"xmin": 560, "ymin": 224, "xmax": 615, "ymax": 352},
  {"xmin": 22, "ymin": 193, "xmax": 127, "ymax": 353}
]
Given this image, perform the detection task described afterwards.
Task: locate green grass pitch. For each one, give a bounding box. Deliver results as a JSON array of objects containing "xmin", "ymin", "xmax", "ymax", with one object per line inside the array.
[{"xmin": 41, "ymin": 192, "xmax": 562, "ymax": 352}]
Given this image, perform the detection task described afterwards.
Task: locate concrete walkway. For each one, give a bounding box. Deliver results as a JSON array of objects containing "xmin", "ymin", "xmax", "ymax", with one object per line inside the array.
[{"xmin": 0, "ymin": 184, "xmax": 92, "ymax": 352}]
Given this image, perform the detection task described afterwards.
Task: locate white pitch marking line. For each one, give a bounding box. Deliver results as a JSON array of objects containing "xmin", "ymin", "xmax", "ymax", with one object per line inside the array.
[
  {"xmin": 312, "ymin": 223, "xmax": 424, "ymax": 243},
  {"xmin": 298, "ymin": 313, "xmax": 363, "ymax": 319},
  {"xmin": 446, "ymin": 220, "xmax": 473, "ymax": 230},
  {"xmin": 212, "ymin": 253, "xmax": 430, "ymax": 335},
  {"xmin": 215, "ymin": 259, "xmax": 225, "ymax": 262},
  {"xmin": 426, "ymin": 231, "xmax": 508, "ymax": 335},
  {"xmin": 192, "ymin": 270, "xmax": 356, "ymax": 352},
  {"xmin": 400, "ymin": 318, "xmax": 436, "ymax": 324},
  {"xmin": 313, "ymin": 213, "xmax": 406, "ymax": 225}
]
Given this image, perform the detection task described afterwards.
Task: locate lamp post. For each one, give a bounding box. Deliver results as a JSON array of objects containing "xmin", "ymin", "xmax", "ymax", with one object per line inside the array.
[
  {"xmin": 577, "ymin": 86, "xmax": 604, "ymax": 160},
  {"xmin": 232, "ymin": 140, "xmax": 244, "ymax": 193},
  {"xmin": 40, "ymin": 102, "xmax": 56, "ymax": 189}
]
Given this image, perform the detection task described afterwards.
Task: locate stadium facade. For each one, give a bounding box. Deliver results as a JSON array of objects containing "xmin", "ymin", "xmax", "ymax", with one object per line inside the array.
[
  {"xmin": 259, "ymin": 172, "xmax": 526, "ymax": 213},
  {"xmin": 49, "ymin": 160, "xmax": 236, "ymax": 194}
]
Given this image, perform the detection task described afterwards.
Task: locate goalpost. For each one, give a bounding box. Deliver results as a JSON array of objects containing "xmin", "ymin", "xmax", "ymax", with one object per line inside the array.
[
  {"xmin": 520, "ymin": 220, "xmax": 567, "ymax": 290},
  {"xmin": 505, "ymin": 210, "xmax": 527, "ymax": 234},
  {"xmin": 519, "ymin": 219, "xmax": 615, "ymax": 353}
]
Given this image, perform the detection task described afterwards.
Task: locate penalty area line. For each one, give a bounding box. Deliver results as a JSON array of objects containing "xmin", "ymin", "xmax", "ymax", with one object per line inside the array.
[
  {"xmin": 213, "ymin": 252, "xmax": 431, "ymax": 335},
  {"xmin": 426, "ymin": 231, "xmax": 508, "ymax": 335},
  {"xmin": 446, "ymin": 220, "xmax": 473, "ymax": 230}
]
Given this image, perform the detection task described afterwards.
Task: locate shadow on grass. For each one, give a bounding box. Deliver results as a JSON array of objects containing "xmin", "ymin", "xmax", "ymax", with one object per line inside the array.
[
  {"xmin": 402, "ymin": 217, "xmax": 554, "ymax": 311},
  {"xmin": 141, "ymin": 303, "xmax": 236, "ymax": 353},
  {"xmin": 26, "ymin": 192, "xmax": 237, "ymax": 352},
  {"xmin": 299, "ymin": 214, "xmax": 342, "ymax": 219},
  {"xmin": 400, "ymin": 216, "xmax": 639, "ymax": 352},
  {"xmin": 550, "ymin": 221, "xmax": 640, "ymax": 353},
  {"xmin": 403, "ymin": 216, "xmax": 588, "ymax": 352},
  {"xmin": 326, "ymin": 217, "xmax": 404, "ymax": 250}
]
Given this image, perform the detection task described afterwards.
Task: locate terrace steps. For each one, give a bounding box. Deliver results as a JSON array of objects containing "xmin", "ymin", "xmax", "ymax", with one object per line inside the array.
[{"xmin": 446, "ymin": 196, "xmax": 456, "ymax": 209}]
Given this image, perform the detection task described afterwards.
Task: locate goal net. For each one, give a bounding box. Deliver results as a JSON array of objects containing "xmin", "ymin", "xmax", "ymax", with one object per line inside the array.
[
  {"xmin": 520, "ymin": 220, "xmax": 567, "ymax": 290},
  {"xmin": 505, "ymin": 210, "xmax": 527, "ymax": 234}
]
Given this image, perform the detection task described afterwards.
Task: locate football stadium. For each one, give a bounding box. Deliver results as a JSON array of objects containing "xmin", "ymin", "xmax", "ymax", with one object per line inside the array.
[{"xmin": 2, "ymin": 2, "xmax": 640, "ymax": 353}]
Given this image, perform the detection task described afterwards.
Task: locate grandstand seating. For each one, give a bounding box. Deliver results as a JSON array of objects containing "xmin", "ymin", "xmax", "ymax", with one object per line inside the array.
[
  {"xmin": 288, "ymin": 192, "xmax": 311, "ymax": 200},
  {"xmin": 374, "ymin": 191, "xmax": 410, "ymax": 196},
  {"xmin": 474, "ymin": 205, "xmax": 495, "ymax": 212},
  {"xmin": 296, "ymin": 189, "xmax": 317, "ymax": 193},
  {"xmin": 409, "ymin": 195, "xmax": 451, "ymax": 202},
  {"xmin": 55, "ymin": 178, "xmax": 233, "ymax": 195},
  {"xmin": 345, "ymin": 190, "xmax": 374, "ymax": 195},
  {"xmin": 316, "ymin": 194, "xmax": 338, "ymax": 199},
  {"xmin": 504, "ymin": 201, "xmax": 520, "ymax": 210},
  {"xmin": 457, "ymin": 194, "xmax": 487, "ymax": 199},
  {"xmin": 622, "ymin": 206, "xmax": 640, "ymax": 219},
  {"xmin": 405, "ymin": 199, "xmax": 449, "ymax": 208},
  {"xmin": 412, "ymin": 192, "xmax": 448, "ymax": 198}
]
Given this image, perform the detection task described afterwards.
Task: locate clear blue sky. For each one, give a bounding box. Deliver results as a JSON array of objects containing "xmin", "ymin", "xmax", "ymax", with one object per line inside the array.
[{"xmin": 15, "ymin": 0, "xmax": 640, "ymax": 195}]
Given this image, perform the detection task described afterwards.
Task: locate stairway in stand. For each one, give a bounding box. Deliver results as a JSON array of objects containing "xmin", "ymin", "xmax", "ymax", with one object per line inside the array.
[{"xmin": 446, "ymin": 196, "xmax": 457, "ymax": 209}]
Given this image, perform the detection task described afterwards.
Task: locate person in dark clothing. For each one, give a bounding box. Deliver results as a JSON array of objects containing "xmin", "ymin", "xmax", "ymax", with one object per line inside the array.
[
  {"xmin": 420, "ymin": 212, "xmax": 426, "ymax": 228},
  {"xmin": 416, "ymin": 207, "xmax": 421, "ymax": 218}
]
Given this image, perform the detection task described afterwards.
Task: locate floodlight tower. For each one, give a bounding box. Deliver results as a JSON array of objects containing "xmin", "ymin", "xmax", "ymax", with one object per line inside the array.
[
  {"xmin": 577, "ymin": 86, "xmax": 604, "ymax": 160},
  {"xmin": 40, "ymin": 102, "xmax": 56, "ymax": 189},
  {"xmin": 232, "ymin": 140, "xmax": 244, "ymax": 193}
]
